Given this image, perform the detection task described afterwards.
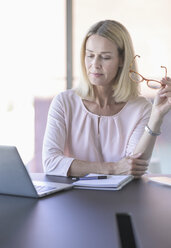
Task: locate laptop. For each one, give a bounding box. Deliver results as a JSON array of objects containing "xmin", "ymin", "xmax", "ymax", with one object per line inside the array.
[{"xmin": 0, "ymin": 145, "xmax": 73, "ymax": 198}]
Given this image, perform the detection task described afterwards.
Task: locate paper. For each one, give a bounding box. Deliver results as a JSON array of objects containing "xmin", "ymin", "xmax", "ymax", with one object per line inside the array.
[
  {"xmin": 73, "ymin": 174, "xmax": 133, "ymax": 190},
  {"xmin": 149, "ymin": 177, "xmax": 171, "ymax": 186}
]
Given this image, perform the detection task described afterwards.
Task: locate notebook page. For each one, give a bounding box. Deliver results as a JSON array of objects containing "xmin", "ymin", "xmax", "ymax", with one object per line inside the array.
[{"xmin": 73, "ymin": 174, "xmax": 133, "ymax": 188}]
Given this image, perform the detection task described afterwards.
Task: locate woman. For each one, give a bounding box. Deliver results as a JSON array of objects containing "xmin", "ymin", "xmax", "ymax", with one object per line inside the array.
[{"xmin": 42, "ymin": 20, "xmax": 171, "ymax": 178}]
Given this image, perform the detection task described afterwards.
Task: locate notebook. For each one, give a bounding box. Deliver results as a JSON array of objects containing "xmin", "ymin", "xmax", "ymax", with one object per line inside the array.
[
  {"xmin": 73, "ymin": 174, "xmax": 133, "ymax": 190},
  {"xmin": 0, "ymin": 145, "xmax": 73, "ymax": 198}
]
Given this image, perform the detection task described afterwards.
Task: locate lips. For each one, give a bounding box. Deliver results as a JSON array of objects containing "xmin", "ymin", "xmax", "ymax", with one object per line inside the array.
[{"xmin": 90, "ymin": 72, "xmax": 103, "ymax": 77}]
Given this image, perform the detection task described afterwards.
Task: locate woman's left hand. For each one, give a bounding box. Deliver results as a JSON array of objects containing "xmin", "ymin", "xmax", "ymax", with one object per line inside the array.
[{"xmin": 153, "ymin": 77, "xmax": 171, "ymax": 119}]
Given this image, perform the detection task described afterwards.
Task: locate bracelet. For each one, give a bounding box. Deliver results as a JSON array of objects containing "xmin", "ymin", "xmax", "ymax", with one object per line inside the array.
[{"xmin": 145, "ymin": 125, "xmax": 161, "ymax": 136}]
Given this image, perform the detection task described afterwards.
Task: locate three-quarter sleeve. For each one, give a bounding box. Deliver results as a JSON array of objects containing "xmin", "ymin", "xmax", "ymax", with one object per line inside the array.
[
  {"xmin": 42, "ymin": 95, "xmax": 74, "ymax": 176},
  {"xmin": 125, "ymin": 101, "xmax": 152, "ymax": 156}
]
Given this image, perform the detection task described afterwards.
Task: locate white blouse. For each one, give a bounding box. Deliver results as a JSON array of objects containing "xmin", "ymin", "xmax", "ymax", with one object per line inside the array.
[{"xmin": 42, "ymin": 89, "xmax": 152, "ymax": 176}]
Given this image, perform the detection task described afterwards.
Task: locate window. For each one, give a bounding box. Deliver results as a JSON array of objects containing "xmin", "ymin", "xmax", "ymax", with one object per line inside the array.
[{"xmin": 0, "ymin": 0, "xmax": 66, "ymax": 168}]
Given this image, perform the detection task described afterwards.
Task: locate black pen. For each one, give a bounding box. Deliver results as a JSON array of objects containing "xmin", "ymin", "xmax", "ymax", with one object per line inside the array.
[{"xmin": 72, "ymin": 176, "xmax": 107, "ymax": 180}]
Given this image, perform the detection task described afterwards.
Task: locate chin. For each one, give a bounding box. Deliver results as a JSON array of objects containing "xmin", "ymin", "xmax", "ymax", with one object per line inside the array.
[
  {"xmin": 89, "ymin": 79, "xmax": 112, "ymax": 87},
  {"xmin": 90, "ymin": 82, "xmax": 106, "ymax": 86}
]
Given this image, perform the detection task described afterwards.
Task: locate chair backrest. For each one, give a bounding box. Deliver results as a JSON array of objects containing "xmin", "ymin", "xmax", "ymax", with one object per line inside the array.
[{"xmin": 33, "ymin": 97, "xmax": 52, "ymax": 172}]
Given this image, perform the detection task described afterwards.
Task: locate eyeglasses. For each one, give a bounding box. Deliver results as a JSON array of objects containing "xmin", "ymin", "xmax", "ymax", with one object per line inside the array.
[{"xmin": 129, "ymin": 55, "xmax": 167, "ymax": 89}]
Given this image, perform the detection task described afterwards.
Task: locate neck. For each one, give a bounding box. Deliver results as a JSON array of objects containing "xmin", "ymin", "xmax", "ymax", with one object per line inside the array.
[{"xmin": 93, "ymin": 86, "xmax": 115, "ymax": 107}]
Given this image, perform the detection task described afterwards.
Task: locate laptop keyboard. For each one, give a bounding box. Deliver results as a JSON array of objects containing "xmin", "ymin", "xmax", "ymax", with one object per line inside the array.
[{"xmin": 35, "ymin": 185, "xmax": 56, "ymax": 193}]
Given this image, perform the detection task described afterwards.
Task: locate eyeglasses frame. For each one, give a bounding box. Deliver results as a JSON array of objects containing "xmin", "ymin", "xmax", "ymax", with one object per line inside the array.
[{"xmin": 129, "ymin": 55, "xmax": 167, "ymax": 89}]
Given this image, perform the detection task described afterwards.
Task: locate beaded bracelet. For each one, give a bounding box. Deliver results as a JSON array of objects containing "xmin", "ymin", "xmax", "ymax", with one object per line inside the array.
[{"xmin": 145, "ymin": 125, "xmax": 161, "ymax": 136}]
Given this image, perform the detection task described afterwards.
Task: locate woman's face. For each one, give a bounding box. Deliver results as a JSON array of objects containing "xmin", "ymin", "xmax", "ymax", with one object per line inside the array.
[{"xmin": 85, "ymin": 34, "xmax": 122, "ymax": 88}]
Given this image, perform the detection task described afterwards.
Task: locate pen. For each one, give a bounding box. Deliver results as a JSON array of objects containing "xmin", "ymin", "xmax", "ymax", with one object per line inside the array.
[{"xmin": 72, "ymin": 176, "xmax": 107, "ymax": 180}]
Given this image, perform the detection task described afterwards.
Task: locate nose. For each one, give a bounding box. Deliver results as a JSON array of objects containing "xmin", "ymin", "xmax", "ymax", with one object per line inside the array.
[{"xmin": 91, "ymin": 56, "xmax": 101, "ymax": 69}]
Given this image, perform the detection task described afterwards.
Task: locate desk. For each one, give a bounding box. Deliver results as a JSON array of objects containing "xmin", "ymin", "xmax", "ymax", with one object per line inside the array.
[{"xmin": 0, "ymin": 174, "xmax": 171, "ymax": 248}]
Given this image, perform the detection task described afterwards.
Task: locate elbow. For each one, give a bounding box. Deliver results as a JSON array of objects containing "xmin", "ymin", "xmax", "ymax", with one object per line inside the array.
[
  {"xmin": 42, "ymin": 156, "xmax": 57, "ymax": 175},
  {"xmin": 42, "ymin": 158, "xmax": 51, "ymax": 175}
]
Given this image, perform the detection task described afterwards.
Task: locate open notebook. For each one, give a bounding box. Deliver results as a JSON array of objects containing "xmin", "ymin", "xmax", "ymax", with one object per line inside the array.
[{"xmin": 73, "ymin": 174, "xmax": 133, "ymax": 190}]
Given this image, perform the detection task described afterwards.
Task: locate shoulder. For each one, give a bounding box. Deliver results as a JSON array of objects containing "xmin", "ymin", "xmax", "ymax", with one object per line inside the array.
[
  {"xmin": 121, "ymin": 96, "xmax": 152, "ymax": 119},
  {"xmin": 53, "ymin": 89, "xmax": 77, "ymax": 100},
  {"xmin": 50, "ymin": 89, "xmax": 81, "ymax": 113},
  {"xmin": 128, "ymin": 96, "xmax": 152, "ymax": 109},
  {"xmin": 52, "ymin": 89, "xmax": 79, "ymax": 104}
]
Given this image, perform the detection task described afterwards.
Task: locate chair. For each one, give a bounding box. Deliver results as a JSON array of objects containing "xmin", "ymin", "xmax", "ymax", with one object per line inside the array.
[{"xmin": 32, "ymin": 97, "xmax": 52, "ymax": 172}]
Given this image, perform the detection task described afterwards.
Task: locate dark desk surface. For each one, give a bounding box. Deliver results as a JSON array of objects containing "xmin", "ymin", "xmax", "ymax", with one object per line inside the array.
[{"xmin": 0, "ymin": 174, "xmax": 171, "ymax": 248}]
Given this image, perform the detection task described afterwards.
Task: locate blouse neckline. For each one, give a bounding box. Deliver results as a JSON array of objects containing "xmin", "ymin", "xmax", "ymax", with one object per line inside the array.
[{"xmin": 77, "ymin": 93, "xmax": 130, "ymax": 118}]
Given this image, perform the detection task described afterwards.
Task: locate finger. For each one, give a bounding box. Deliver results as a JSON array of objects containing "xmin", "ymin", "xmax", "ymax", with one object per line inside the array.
[
  {"xmin": 159, "ymin": 85, "xmax": 171, "ymax": 95},
  {"xmin": 128, "ymin": 168, "xmax": 147, "ymax": 177},
  {"xmin": 131, "ymin": 169, "xmax": 147, "ymax": 177},
  {"xmin": 134, "ymin": 175, "xmax": 143, "ymax": 179},
  {"xmin": 128, "ymin": 153, "xmax": 142, "ymax": 159},
  {"xmin": 132, "ymin": 165, "xmax": 148, "ymax": 171},
  {"xmin": 128, "ymin": 158, "xmax": 148, "ymax": 166},
  {"xmin": 157, "ymin": 95, "xmax": 171, "ymax": 106},
  {"xmin": 161, "ymin": 78, "xmax": 171, "ymax": 85},
  {"xmin": 130, "ymin": 167, "xmax": 148, "ymax": 174},
  {"xmin": 159, "ymin": 92, "xmax": 171, "ymax": 98},
  {"xmin": 162, "ymin": 77, "xmax": 171, "ymax": 81},
  {"xmin": 160, "ymin": 84, "xmax": 171, "ymax": 91}
]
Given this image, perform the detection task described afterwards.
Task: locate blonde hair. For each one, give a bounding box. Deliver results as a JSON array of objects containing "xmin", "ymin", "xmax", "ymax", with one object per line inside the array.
[{"xmin": 75, "ymin": 20, "xmax": 140, "ymax": 102}]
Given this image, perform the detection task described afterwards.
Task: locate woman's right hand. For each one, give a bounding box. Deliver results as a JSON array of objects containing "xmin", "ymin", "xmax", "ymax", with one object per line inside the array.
[{"xmin": 108, "ymin": 153, "xmax": 148, "ymax": 178}]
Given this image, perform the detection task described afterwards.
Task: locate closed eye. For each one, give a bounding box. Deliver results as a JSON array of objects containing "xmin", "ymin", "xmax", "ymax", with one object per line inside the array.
[
  {"xmin": 85, "ymin": 53, "xmax": 94, "ymax": 58},
  {"xmin": 101, "ymin": 57, "xmax": 111, "ymax": 60},
  {"xmin": 86, "ymin": 55, "xmax": 111, "ymax": 60}
]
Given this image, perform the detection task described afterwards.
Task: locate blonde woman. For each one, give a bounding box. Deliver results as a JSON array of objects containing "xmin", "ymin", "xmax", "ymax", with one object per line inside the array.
[{"xmin": 42, "ymin": 20, "xmax": 171, "ymax": 178}]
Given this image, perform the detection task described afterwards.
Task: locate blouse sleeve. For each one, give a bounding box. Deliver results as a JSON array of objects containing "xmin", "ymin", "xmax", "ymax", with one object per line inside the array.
[
  {"xmin": 125, "ymin": 101, "xmax": 152, "ymax": 157},
  {"xmin": 42, "ymin": 95, "xmax": 74, "ymax": 176}
]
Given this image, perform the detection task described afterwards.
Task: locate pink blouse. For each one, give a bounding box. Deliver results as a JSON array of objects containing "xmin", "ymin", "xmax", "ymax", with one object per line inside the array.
[{"xmin": 42, "ymin": 89, "xmax": 152, "ymax": 176}]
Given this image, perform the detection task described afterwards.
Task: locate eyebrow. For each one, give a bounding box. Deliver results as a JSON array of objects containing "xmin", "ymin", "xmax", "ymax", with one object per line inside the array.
[{"xmin": 86, "ymin": 49, "xmax": 112, "ymax": 54}]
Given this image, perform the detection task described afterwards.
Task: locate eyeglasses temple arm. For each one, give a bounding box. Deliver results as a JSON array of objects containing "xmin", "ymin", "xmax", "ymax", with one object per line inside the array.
[
  {"xmin": 161, "ymin": 66, "xmax": 167, "ymax": 79},
  {"xmin": 129, "ymin": 55, "xmax": 140, "ymax": 70}
]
